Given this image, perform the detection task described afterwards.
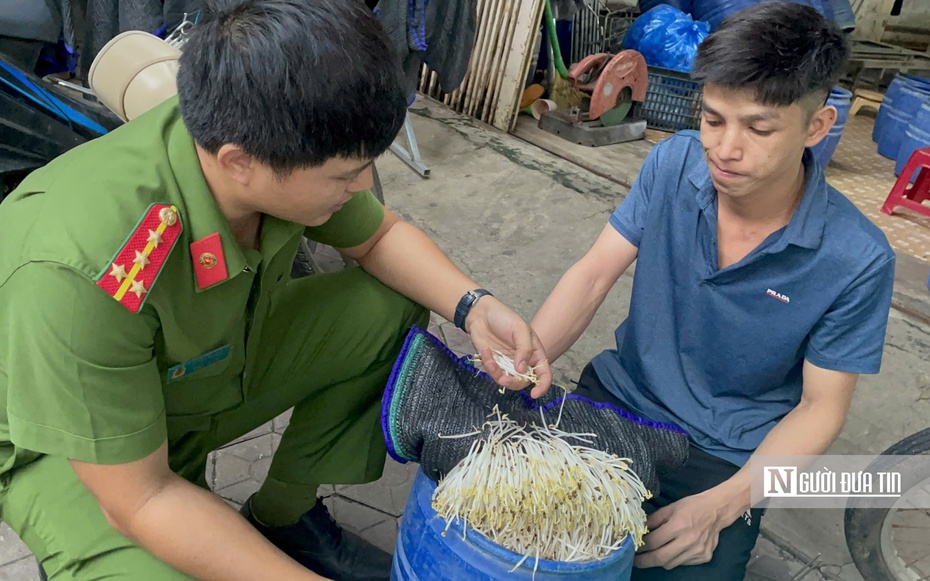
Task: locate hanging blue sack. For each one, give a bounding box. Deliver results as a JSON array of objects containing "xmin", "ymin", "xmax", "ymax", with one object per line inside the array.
[
  {"xmin": 638, "ymin": 0, "xmax": 694, "ymax": 13},
  {"xmin": 623, "ymin": 5, "xmax": 711, "ymax": 72}
]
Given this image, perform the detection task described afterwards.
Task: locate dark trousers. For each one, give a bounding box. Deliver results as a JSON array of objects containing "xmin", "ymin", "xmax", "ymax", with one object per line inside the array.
[{"xmin": 575, "ymin": 364, "xmax": 763, "ymax": 581}]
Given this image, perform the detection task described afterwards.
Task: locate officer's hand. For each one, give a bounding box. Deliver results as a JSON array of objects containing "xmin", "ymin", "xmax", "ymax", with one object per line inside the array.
[{"xmin": 464, "ymin": 296, "xmax": 552, "ymax": 398}]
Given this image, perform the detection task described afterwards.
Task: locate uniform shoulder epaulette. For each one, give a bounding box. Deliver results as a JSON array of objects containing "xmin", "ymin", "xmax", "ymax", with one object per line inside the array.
[{"xmin": 96, "ymin": 203, "xmax": 183, "ymax": 313}]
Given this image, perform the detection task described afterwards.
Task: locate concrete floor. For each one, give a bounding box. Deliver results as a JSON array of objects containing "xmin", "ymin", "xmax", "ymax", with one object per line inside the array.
[{"xmin": 3, "ymin": 96, "xmax": 929, "ymax": 580}]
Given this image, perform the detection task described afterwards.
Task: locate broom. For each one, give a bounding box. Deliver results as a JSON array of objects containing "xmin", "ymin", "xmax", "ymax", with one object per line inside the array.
[{"xmin": 543, "ymin": 0, "xmax": 585, "ymax": 109}]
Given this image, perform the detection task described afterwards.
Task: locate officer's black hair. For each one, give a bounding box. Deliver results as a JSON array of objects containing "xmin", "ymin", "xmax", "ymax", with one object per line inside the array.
[
  {"xmin": 176, "ymin": 0, "xmax": 407, "ymax": 174},
  {"xmin": 691, "ymin": 1, "xmax": 849, "ymax": 113}
]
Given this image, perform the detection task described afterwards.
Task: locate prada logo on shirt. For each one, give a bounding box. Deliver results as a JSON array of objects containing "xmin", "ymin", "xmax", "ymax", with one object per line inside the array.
[{"xmin": 766, "ymin": 289, "xmax": 791, "ymax": 304}]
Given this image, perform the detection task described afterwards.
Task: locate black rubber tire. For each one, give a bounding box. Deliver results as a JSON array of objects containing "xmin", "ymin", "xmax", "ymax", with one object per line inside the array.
[{"xmin": 844, "ymin": 427, "xmax": 930, "ymax": 580}]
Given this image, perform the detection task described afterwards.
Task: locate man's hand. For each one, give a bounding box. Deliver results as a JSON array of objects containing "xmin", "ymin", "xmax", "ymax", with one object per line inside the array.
[
  {"xmin": 633, "ymin": 493, "xmax": 738, "ymax": 570},
  {"xmin": 465, "ymin": 296, "xmax": 552, "ymax": 398},
  {"xmin": 632, "ymin": 363, "xmax": 858, "ymax": 571}
]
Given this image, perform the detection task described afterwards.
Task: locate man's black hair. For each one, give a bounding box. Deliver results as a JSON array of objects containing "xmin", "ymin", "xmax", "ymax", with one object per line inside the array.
[
  {"xmin": 176, "ymin": 0, "xmax": 407, "ymax": 173},
  {"xmin": 692, "ymin": 1, "xmax": 849, "ymax": 108}
]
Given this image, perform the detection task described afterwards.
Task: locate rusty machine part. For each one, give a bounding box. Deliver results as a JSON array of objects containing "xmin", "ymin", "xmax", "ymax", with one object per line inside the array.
[
  {"xmin": 569, "ymin": 50, "xmax": 647, "ymax": 122},
  {"xmin": 538, "ymin": 49, "xmax": 648, "ymax": 146}
]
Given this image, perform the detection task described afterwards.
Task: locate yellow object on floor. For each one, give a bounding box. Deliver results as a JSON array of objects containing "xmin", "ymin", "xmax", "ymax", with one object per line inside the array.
[
  {"xmin": 520, "ymin": 84, "xmax": 545, "ymax": 110},
  {"xmin": 850, "ymin": 88, "xmax": 885, "ymax": 117}
]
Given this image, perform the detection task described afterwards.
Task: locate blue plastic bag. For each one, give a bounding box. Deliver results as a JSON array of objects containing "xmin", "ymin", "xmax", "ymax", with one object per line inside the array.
[{"xmin": 623, "ymin": 5, "xmax": 710, "ymax": 72}]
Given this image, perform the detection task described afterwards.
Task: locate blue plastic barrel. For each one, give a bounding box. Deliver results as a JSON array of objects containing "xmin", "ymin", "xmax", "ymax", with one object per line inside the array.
[
  {"xmin": 904, "ymin": 74, "xmax": 930, "ymax": 91},
  {"xmin": 692, "ymin": 0, "xmax": 829, "ymax": 31},
  {"xmin": 820, "ymin": 0, "xmax": 835, "ymax": 23},
  {"xmin": 878, "ymin": 81, "xmax": 930, "ymax": 159},
  {"xmin": 810, "ymin": 86, "xmax": 852, "ymax": 169},
  {"xmin": 894, "ymin": 102, "xmax": 930, "ymax": 182},
  {"xmin": 828, "ymin": 0, "xmax": 855, "ymax": 31},
  {"xmin": 874, "ymin": 74, "xmax": 930, "ymax": 143},
  {"xmin": 392, "ymin": 470, "xmax": 636, "ymax": 580}
]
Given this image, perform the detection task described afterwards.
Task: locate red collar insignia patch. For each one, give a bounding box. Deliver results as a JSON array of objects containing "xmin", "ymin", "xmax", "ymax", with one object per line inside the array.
[{"xmin": 190, "ymin": 232, "xmax": 229, "ymax": 290}]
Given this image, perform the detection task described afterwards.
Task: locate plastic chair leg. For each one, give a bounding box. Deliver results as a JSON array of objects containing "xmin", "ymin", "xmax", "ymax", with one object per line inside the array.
[{"xmin": 882, "ymin": 157, "xmax": 922, "ymax": 215}]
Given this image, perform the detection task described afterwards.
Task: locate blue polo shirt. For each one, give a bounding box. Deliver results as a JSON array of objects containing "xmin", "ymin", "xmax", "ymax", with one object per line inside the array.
[{"xmin": 591, "ymin": 130, "xmax": 895, "ymax": 467}]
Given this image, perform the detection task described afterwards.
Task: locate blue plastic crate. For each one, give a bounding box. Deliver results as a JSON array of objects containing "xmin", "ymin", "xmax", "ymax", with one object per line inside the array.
[{"xmin": 635, "ymin": 66, "xmax": 703, "ymax": 132}]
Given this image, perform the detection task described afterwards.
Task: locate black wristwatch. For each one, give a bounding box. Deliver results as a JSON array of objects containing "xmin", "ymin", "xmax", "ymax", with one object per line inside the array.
[{"xmin": 454, "ymin": 289, "xmax": 493, "ymax": 331}]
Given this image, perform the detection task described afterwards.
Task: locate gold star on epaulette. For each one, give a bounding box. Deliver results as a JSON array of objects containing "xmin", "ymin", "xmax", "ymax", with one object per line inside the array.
[
  {"xmin": 109, "ymin": 263, "xmax": 128, "ymax": 283},
  {"xmin": 129, "ymin": 279, "xmax": 148, "ymax": 298},
  {"xmin": 133, "ymin": 250, "xmax": 151, "ymax": 270},
  {"xmin": 147, "ymin": 229, "xmax": 163, "ymax": 248}
]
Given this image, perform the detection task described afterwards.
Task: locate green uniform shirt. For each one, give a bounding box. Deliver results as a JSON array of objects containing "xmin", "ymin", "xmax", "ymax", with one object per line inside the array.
[{"xmin": 0, "ymin": 97, "xmax": 384, "ymax": 473}]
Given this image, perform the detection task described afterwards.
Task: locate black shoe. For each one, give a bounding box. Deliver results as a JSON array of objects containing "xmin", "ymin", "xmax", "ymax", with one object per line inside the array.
[{"xmin": 240, "ymin": 496, "xmax": 392, "ymax": 581}]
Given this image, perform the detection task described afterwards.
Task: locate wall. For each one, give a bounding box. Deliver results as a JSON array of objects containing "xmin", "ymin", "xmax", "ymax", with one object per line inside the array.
[
  {"xmin": 884, "ymin": 0, "xmax": 930, "ymax": 52},
  {"xmin": 853, "ymin": 0, "xmax": 930, "ymax": 50}
]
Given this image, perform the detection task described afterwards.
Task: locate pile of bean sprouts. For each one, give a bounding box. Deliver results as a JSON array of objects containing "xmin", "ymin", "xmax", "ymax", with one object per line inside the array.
[{"xmin": 431, "ymin": 382, "xmax": 651, "ymax": 570}]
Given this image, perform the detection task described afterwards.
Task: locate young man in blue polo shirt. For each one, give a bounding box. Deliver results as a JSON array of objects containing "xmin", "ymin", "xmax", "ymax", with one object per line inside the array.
[{"xmin": 531, "ymin": 2, "xmax": 895, "ymax": 578}]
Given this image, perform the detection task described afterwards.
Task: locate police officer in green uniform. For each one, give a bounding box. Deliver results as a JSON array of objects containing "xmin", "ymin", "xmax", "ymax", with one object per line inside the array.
[{"xmin": 0, "ymin": 1, "xmax": 552, "ymax": 579}]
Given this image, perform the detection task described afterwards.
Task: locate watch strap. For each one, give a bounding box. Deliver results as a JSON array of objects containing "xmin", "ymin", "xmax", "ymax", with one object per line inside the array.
[{"xmin": 453, "ymin": 289, "xmax": 493, "ymax": 331}]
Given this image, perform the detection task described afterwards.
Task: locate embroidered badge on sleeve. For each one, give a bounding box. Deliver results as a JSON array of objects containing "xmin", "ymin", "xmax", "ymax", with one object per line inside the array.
[{"xmin": 96, "ymin": 204, "xmax": 183, "ymax": 313}]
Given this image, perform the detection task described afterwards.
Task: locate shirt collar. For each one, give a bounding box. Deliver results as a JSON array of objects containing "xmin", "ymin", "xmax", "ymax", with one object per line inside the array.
[
  {"xmin": 689, "ymin": 148, "xmax": 828, "ymax": 251},
  {"xmin": 780, "ymin": 148, "xmax": 828, "ymax": 251},
  {"xmin": 165, "ymin": 97, "xmax": 303, "ymax": 292},
  {"xmin": 164, "ymin": 98, "xmax": 248, "ymax": 290},
  {"xmin": 689, "ymin": 158, "xmax": 715, "ymax": 210}
]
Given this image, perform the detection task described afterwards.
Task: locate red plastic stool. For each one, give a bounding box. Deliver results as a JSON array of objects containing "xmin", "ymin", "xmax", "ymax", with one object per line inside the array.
[{"xmin": 882, "ymin": 147, "xmax": 930, "ymax": 218}]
